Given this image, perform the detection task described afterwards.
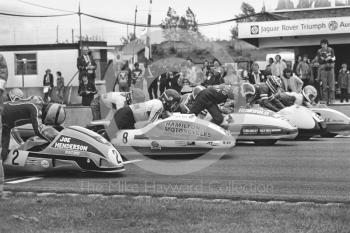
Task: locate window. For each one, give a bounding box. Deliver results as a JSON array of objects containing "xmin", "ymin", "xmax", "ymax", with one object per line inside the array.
[{"xmin": 15, "ymin": 53, "xmax": 37, "ymax": 75}]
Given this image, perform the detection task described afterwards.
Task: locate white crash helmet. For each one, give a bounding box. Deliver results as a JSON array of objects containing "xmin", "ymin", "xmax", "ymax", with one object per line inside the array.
[
  {"xmin": 42, "ymin": 103, "xmax": 66, "ymax": 125},
  {"xmin": 192, "ymin": 85, "xmax": 206, "ymax": 99},
  {"xmin": 241, "ymin": 83, "xmax": 257, "ymax": 103},
  {"xmin": 302, "ymin": 85, "xmax": 317, "ymax": 103},
  {"xmin": 8, "ymin": 88, "xmax": 24, "ymax": 101}
]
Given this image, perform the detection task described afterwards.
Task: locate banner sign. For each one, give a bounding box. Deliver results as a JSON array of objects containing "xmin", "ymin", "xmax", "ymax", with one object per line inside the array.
[{"xmin": 238, "ymin": 16, "xmax": 350, "ymax": 38}]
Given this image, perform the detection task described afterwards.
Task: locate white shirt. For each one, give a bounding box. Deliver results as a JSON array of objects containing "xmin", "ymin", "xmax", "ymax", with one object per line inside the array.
[{"xmin": 130, "ymin": 99, "xmax": 163, "ymax": 123}]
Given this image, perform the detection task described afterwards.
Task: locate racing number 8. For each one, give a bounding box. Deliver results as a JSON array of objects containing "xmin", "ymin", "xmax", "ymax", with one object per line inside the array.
[
  {"xmin": 12, "ymin": 150, "xmax": 20, "ymax": 165},
  {"xmin": 122, "ymin": 132, "xmax": 128, "ymax": 144}
]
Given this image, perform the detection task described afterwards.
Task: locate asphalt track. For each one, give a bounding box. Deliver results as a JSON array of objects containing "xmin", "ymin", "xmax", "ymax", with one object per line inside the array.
[{"xmin": 3, "ymin": 137, "xmax": 350, "ymax": 203}]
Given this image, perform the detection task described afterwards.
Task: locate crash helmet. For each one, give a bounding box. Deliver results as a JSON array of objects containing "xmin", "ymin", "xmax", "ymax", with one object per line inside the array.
[
  {"xmin": 192, "ymin": 85, "xmax": 206, "ymax": 99},
  {"xmin": 8, "ymin": 88, "xmax": 24, "ymax": 101},
  {"xmin": 266, "ymin": 76, "xmax": 282, "ymax": 94},
  {"xmin": 159, "ymin": 89, "xmax": 181, "ymax": 112},
  {"xmin": 241, "ymin": 83, "xmax": 256, "ymax": 103},
  {"xmin": 42, "ymin": 103, "xmax": 66, "ymax": 125},
  {"xmin": 302, "ymin": 85, "xmax": 317, "ymax": 103}
]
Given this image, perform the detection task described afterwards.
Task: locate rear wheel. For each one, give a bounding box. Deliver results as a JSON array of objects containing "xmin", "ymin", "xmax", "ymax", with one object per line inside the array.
[{"xmin": 254, "ymin": 139, "xmax": 277, "ymax": 146}]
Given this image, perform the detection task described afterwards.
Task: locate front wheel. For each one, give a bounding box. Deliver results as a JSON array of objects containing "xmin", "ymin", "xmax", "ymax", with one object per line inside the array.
[{"xmin": 254, "ymin": 139, "xmax": 277, "ymax": 146}]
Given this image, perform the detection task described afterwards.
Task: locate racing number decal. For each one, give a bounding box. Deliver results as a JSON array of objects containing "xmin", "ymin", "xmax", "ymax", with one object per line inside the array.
[
  {"xmin": 122, "ymin": 132, "xmax": 128, "ymax": 144},
  {"xmin": 4, "ymin": 149, "xmax": 29, "ymax": 167},
  {"xmin": 12, "ymin": 150, "xmax": 19, "ymax": 165}
]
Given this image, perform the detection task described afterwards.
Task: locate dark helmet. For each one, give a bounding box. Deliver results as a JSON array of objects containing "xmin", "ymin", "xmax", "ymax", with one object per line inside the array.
[
  {"xmin": 42, "ymin": 103, "xmax": 66, "ymax": 125},
  {"xmin": 266, "ymin": 76, "xmax": 282, "ymax": 94},
  {"xmin": 159, "ymin": 89, "xmax": 181, "ymax": 112}
]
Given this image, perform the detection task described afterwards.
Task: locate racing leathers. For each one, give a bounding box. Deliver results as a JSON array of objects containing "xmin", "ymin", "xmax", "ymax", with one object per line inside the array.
[
  {"xmin": 1, "ymin": 96, "xmax": 58, "ymax": 160},
  {"xmin": 179, "ymin": 93, "xmax": 195, "ymax": 114},
  {"xmin": 114, "ymin": 99, "xmax": 163, "ymax": 130},
  {"xmin": 248, "ymin": 82, "xmax": 285, "ymax": 112},
  {"xmin": 189, "ymin": 87, "xmax": 228, "ymax": 125}
]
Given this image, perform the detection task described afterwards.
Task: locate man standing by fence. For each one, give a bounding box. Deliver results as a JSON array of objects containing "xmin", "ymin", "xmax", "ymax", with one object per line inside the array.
[{"xmin": 317, "ymin": 39, "xmax": 336, "ymax": 104}]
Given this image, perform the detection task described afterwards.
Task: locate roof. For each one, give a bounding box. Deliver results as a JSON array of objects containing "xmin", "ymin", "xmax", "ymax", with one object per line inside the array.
[{"xmin": 0, "ymin": 41, "xmax": 108, "ymax": 52}]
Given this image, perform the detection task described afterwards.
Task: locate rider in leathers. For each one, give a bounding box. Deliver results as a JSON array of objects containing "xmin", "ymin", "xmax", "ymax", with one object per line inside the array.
[
  {"xmin": 1, "ymin": 89, "xmax": 59, "ymax": 160},
  {"xmin": 244, "ymin": 76, "xmax": 286, "ymax": 112}
]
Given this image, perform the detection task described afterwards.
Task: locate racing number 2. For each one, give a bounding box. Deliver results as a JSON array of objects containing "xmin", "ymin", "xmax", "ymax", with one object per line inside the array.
[
  {"xmin": 122, "ymin": 132, "xmax": 128, "ymax": 144},
  {"xmin": 12, "ymin": 150, "xmax": 20, "ymax": 165}
]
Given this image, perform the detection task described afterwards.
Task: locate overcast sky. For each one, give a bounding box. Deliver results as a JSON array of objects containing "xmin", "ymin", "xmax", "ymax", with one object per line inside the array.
[{"xmin": 0, "ymin": 0, "xmax": 266, "ymax": 45}]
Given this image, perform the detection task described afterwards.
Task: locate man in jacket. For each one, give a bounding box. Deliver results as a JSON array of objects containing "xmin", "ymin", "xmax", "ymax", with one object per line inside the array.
[
  {"xmin": 77, "ymin": 46, "xmax": 97, "ymax": 84},
  {"xmin": 316, "ymin": 39, "xmax": 336, "ymax": 104},
  {"xmin": 248, "ymin": 62, "xmax": 266, "ymax": 84}
]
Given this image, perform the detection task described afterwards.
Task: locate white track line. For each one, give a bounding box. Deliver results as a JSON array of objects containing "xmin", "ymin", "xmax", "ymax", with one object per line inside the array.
[
  {"xmin": 123, "ymin": 159, "xmax": 143, "ymax": 165},
  {"xmin": 6, "ymin": 177, "xmax": 43, "ymax": 184}
]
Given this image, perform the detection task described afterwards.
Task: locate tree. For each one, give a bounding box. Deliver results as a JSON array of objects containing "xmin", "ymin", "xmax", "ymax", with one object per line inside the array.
[
  {"xmin": 230, "ymin": 2, "xmax": 256, "ymax": 39},
  {"xmin": 161, "ymin": 7, "xmax": 203, "ymax": 43}
]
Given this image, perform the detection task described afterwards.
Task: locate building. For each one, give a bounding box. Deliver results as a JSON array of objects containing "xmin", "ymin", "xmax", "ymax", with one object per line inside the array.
[
  {"xmin": 238, "ymin": 5, "xmax": 350, "ymax": 71},
  {"xmin": 0, "ymin": 41, "xmax": 115, "ymax": 104}
]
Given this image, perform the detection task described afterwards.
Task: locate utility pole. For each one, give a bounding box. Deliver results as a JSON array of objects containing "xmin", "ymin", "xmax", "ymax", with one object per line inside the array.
[
  {"xmin": 56, "ymin": 25, "xmax": 59, "ymax": 43},
  {"xmin": 133, "ymin": 5, "xmax": 137, "ymax": 37},
  {"xmin": 72, "ymin": 29, "xmax": 74, "ymax": 43},
  {"xmin": 145, "ymin": 0, "xmax": 153, "ymax": 60},
  {"xmin": 78, "ymin": 2, "xmax": 82, "ymax": 53}
]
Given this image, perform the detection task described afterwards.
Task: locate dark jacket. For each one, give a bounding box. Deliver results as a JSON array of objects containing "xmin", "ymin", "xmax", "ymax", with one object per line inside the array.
[
  {"xmin": 248, "ymin": 71, "xmax": 266, "ymax": 84},
  {"xmin": 77, "ymin": 54, "xmax": 96, "ymax": 80},
  {"xmin": 337, "ymin": 69, "xmax": 350, "ymax": 90},
  {"xmin": 43, "ymin": 73, "xmax": 54, "ymax": 87}
]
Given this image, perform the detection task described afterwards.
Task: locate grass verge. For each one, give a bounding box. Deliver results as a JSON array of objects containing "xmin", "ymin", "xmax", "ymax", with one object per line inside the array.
[{"xmin": 0, "ymin": 194, "xmax": 350, "ymax": 233}]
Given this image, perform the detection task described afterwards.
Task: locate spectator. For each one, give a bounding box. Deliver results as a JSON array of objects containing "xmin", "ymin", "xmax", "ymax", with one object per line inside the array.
[
  {"xmin": 248, "ymin": 62, "xmax": 266, "ymax": 84},
  {"xmin": 78, "ymin": 72, "xmax": 97, "ymax": 106},
  {"xmin": 159, "ymin": 71, "xmax": 169, "ymax": 95},
  {"xmin": 144, "ymin": 59, "xmax": 158, "ymax": 99},
  {"xmin": 56, "ymin": 71, "xmax": 65, "ymax": 104},
  {"xmin": 280, "ymin": 68, "xmax": 304, "ymax": 93},
  {"xmin": 293, "ymin": 55, "xmax": 302, "ymax": 74},
  {"xmin": 212, "ymin": 59, "xmax": 225, "ymax": 84},
  {"xmin": 296, "ymin": 55, "xmax": 313, "ymax": 87},
  {"xmin": 202, "ymin": 60, "xmax": 211, "ymax": 78},
  {"xmin": 316, "ymin": 38, "xmax": 336, "ymax": 104},
  {"xmin": 167, "ymin": 72, "xmax": 182, "ymax": 93},
  {"xmin": 114, "ymin": 60, "xmax": 132, "ymax": 92},
  {"xmin": 265, "ymin": 57, "xmax": 274, "ymax": 75},
  {"xmin": 311, "ymin": 57, "xmax": 322, "ymax": 103},
  {"xmin": 337, "ymin": 63, "xmax": 350, "ymax": 103},
  {"xmin": 271, "ymin": 55, "xmax": 287, "ymax": 78},
  {"xmin": 43, "ymin": 69, "xmax": 54, "ymax": 102},
  {"xmin": 131, "ymin": 63, "xmax": 143, "ymax": 89},
  {"xmin": 77, "ymin": 46, "xmax": 96, "ymax": 84}
]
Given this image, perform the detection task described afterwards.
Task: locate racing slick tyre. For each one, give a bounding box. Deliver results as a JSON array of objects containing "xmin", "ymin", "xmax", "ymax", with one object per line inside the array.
[
  {"xmin": 321, "ymin": 132, "xmax": 338, "ymax": 138},
  {"xmin": 254, "ymin": 139, "xmax": 277, "ymax": 146}
]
